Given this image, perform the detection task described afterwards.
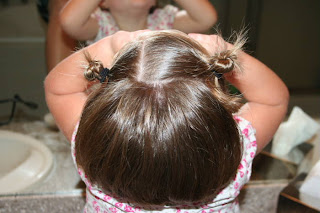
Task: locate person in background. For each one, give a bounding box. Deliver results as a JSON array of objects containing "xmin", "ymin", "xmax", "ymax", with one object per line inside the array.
[
  {"xmin": 59, "ymin": 0, "xmax": 218, "ymax": 45},
  {"xmin": 45, "ymin": 29, "xmax": 289, "ymax": 212},
  {"xmin": 37, "ymin": 0, "xmax": 76, "ymax": 72}
]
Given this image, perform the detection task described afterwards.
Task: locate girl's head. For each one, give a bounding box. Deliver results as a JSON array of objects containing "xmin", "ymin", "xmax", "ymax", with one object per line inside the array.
[{"xmin": 77, "ymin": 30, "xmax": 243, "ymax": 207}]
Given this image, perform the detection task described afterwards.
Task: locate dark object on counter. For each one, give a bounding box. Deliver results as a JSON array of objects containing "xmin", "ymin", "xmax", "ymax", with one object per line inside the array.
[
  {"xmin": 0, "ymin": 94, "xmax": 38, "ymax": 126},
  {"xmin": 277, "ymin": 173, "xmax": 320, "ymax": 213},
  {"xmin": 251, "ymin": 151, "xmax": 298, "ymax": 181}
]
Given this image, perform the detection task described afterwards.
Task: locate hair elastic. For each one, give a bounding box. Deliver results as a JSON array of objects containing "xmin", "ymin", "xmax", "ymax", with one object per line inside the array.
[
  {"xmin": 99, "ymin": 67, "xmax": 110, "ymax": 83},
  {"xmin": 212, "ymin": 70, "xmax": 223, "ymax": 79}
]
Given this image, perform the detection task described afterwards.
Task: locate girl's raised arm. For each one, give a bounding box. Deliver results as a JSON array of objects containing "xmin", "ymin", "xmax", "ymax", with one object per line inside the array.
[
  {"xmin": 59, "ymin": 0, "xmax": 100, "ymax": 41},
  {"xmin": 228, "ymin": 52, "xmax": 289, "ymax": 153},
  {"xmin": 173, "ymin": 0, "xmax": 218, "ymax": 33},
  {"xmin": 44, "ymin": 31, "xmax": 145, "ymax": 141},
  {"xmin": 189, "ymin": 33, "xmax": 289, "ymax": 153}
]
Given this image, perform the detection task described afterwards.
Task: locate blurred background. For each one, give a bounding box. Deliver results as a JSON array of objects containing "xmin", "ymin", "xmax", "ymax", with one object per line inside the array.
[{"xmin": 0, "ymin": 0, "xmax": 319, "ymax": 121}]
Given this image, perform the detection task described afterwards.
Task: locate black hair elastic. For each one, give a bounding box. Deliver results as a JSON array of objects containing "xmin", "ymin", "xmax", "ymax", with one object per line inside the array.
[
  {"xmin": 212, "ymin": 70, "xmax": 223, "ymax": 79},
  {"xmin": 99, "ymin": 67, "xmax": 110, "ymax": 83}
]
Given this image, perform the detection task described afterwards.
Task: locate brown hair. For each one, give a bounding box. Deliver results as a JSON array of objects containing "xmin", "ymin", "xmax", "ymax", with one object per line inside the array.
[{"xmin": 77, "ymin": 30, "xmax": 244, "ymax": 207}]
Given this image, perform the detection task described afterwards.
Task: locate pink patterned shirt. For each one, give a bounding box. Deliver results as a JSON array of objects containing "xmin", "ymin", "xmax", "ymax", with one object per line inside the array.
[
  {"xmin": 86, "ymin": 5, "xmax": 179, "ymax": 45},
  {"xmin": 71, "ymin": 116, "xmax": 257, "ymax": 213}
]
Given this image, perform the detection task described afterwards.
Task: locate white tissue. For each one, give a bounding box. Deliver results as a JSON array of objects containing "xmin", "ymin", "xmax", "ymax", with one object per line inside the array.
[
  {"xmin": 299, "ymin": 160, "xmax": 320, "ymax": 211},
  {"xmin": 271, "ymin": 106, "xmax": 320, "ymax": 161}
]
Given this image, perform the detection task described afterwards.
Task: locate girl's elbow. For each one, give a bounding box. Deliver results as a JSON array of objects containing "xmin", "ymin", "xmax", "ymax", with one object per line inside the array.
[
  {"xmin": 280, "ymin": 80, "xmax": 290, "ymax": 103},
  {"xmin": 201, "ymin": 18, "xmax": 217, "ymax": 33},
  {"xmin": 59, "ymin": 10, "xmax": 67, "ymax": 25},
  {"xmin": 283, "ymin": 86, "xmax": 290, "ymax": 108},
  {"xmin": 59, "ymin": 13, "xmax": 71, "ymax": 32},
  {"xmin": 44, "ymin": 75, "xmax": 55, "ymax": 96},
  {"xmin": 202, "ymin": 11, "xmax": 218, "ymax": 32},
  {"xmin": 209, "ymin": 10, "xmax": 218, "ymax": 27},
  {"xmin": 59, "ymin": 12, "xmax": 78, "ymax": 38},
  {"xmin": 277, "ymin": 84, "xmax": 290, "ymax": 116}
]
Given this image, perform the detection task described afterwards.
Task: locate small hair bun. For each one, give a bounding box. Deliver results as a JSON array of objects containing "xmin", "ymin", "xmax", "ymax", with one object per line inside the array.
[
  {"xmin": 212, "ymin": 58, "xmax": 234, "ymax": 73},
  {"xmin": 84, "ymin": 60, "xmax": 104, "ymax": 81},
  {"xmin": 210, "ymin": 50, "xmax": 237, "ymax": 76}
]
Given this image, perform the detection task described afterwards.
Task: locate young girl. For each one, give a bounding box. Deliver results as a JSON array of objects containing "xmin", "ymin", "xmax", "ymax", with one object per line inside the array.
[
  {"xmin": 59, "ymin": 0, "xmax": 217, "ymax": 45},
  {"xmin": 45, "ymin": 30, "xmax": 289, "ymax": 212}
]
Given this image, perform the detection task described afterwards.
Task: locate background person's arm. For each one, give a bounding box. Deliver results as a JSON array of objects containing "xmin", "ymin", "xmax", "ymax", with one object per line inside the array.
[
  {"xmin": 173, "ymin": 0, "xmax": 218, "ymax": 33},
  {"xmin": 60, "ymin": 0, "xmax": 100, "ymax": 41}
]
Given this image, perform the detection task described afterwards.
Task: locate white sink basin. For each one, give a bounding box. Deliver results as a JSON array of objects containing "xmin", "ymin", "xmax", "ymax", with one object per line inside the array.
[{"xmin": 0, "ymin": 130, "xmax": 53, "ymax": 194}]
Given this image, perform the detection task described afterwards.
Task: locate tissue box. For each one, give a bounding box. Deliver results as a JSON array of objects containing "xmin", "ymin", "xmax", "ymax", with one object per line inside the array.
[
  {"xmin": 277, "ymin": 173, "xmax": 320, "ymax": 213},
  {"xmin": 271, "ymin": 106, "xmax": 320, "ymax": 164},
  {"xmin": 300, "ymin": 160, "xmax": 320, "ymax": 210}
]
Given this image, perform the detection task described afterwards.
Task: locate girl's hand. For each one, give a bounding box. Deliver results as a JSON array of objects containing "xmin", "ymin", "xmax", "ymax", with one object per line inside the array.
[
  {"xmin": 109, "ymin": 30, "xmax": 151, "ymax": 56},
  {"xmin": 188, "ymin": 33, "xmax": 228, "ymax": 55}
]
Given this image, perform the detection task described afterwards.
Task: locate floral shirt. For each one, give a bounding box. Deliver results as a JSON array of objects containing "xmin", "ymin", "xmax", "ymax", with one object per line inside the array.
[
  {"xmin": 71, "ymin": 116, "xmax": 257, "ymax": 213},
  {"xmin": 86, "ymin": 5, "xmax": 179, "ymax": 45}
]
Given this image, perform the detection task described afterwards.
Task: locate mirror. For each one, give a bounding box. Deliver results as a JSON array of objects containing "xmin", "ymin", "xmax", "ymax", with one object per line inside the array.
[{"xmin": 0, "ymin": 0, "xmax": 319, "ymax": 202}]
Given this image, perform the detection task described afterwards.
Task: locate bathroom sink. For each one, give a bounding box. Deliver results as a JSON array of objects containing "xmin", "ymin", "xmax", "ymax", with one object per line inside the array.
[{"xmin": 0, "ymin": 130, "xmax": 53, "ymax": 194}]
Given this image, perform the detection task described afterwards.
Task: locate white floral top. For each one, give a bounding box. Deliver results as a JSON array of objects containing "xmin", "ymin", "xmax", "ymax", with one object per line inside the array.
[
  {"xmin": 71, "ymin": 116, "xmax": 257, "ymax": 213},
  {"xmin": 86, "ymin": 5, "xmax": 179, "ymax": 45}
]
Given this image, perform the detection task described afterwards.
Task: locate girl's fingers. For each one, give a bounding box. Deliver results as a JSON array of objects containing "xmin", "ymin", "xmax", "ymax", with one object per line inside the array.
[
  {"xmin": 131, "ymin": 29, "xmax": 151, "ymax": 38},
  {"xmin": 188, "ymin": 33, "xmax": 225, "ymax": 55},
  {"xmin": 188, "ymin": 33, "xmax": 204, "ymax": 41},
  {"xmin": 111, "ymin": 30, "xmax": 151, "ymax": 53}
]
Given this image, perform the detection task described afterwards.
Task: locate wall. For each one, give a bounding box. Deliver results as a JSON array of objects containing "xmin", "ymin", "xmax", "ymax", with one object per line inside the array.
[
  {"xmin": 0, "ymin": 1, "xmax": 47, "ymax": 120},
  {"xmin": 256, "ymin": 0, "xmax": 320, "ymax": 91},
  {"xmin": 225, "ymin": 0, "xmax": 320, "ymax": 91}
]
